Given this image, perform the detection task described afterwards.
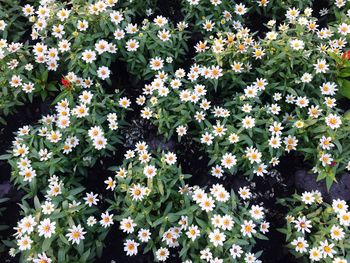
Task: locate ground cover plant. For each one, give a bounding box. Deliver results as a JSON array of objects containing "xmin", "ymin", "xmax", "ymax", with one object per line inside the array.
[{"xmin": 0, "ymin": 0, "xmax": 350, "ymax": 263}]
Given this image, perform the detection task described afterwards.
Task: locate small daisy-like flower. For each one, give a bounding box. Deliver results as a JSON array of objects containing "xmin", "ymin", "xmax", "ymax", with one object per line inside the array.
[
  {"xmin": 100, "ymin": 211, "xmax": 114, "ymax": 228},
  {"xmin": 325, "ymin": 114, "xmax": 342, "ymax": 129},
  {"xmin": 291, "ymin": 237, "xmax": 309, "ymax": 253},
  {"xmin": 38, "ymin": 218, "xmax": 56, "ymax": 238},
  {"xmin": 186, "ymin": 225, "xmax": 200, "ymax": 241},
  {"xmin": 242, "ymin": 116, "xmax": 255, "ymax": 129},
  {"xmin": 314, "ymin": 59, "xmax": 329, "ymax": 73},
  {"xmin": 164, "ymin": 152, "xmax": 177, "ymax": 165},
  {"xmin": 124, "ymin": 239, "xmax": 139, "ymax": 256},
  {"xmin": 119, "ymin": 97, "xmax": 131, "ymax": 108},
  {"xmin": 221, "ymin": 153, "xmax": 237, "ymax": 169},
  {"xmin": 120, "ymin": 217, "xmax": 136, "ymax": 234},
  {"xmin": 66, "ymin": 224, "xmax": 86, "ymax": 245},
  {"xmin": 97, "ymin": 66, "xmax": 111, "ymax": 80},
  {"xmin": 290, "ymin": 39, "xmax": 304, "ymax": 50},
  {"xmin": 208, "ymin": 228, "xmax": 226, "ymax": 247},
  {"xmin": 82, "ymin": 50, "xmax": 96, "ymax": 63},
  {"xmin": 156, "ymin": 247, "xmax": 169, "ymax": 261},
  {"xmin": 126, "ymin": 39, "xmax": 139, "ymax": 51},
  {"xmin": 84, "ymin": 192, "xmax": 99, "ymax": 207},
  {"xmin": 241, "ymin": 220, "xmax": 256, "ymax": 237},
  {"xmin": 104, "ymin": 177, "xmax": 116, "ymax": 191}
]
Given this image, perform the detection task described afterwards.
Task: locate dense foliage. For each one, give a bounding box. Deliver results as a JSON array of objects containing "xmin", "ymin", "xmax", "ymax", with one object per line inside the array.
[{"xmin": 0, "ymin": 0, "xmax": 350, "ymax": 263}]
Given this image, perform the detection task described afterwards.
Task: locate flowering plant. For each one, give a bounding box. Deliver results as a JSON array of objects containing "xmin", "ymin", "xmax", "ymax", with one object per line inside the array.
[
  {"xmin": 1, "ymin": 1, "xmax": 350, "ymax": 263},
  {"xmin": 139, "ymin": 7, "xmax": 350, "ymax": 186},
  {"xmin": 0, "ymin": 0, "xmax": 189, "ymax": 120},
  {"xmin": 2, "ymin": 81, "xmax": 129, "ymax": 194},
  {"xmin": 6, "ymin": 176, "xmax": 111, "ymax": 263},
  {"xmin": 278, "ymin": 191, "xmax": 350, "ymax": 263},
  {"xmin": 107, "ymin": 143, "xmax": 267, "ymax": 262}
]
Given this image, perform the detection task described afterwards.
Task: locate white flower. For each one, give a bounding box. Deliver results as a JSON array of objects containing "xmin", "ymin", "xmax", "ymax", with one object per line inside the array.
[
  {"xmin": 84, "ymin": 192, "xmax": 99, "ymax": 207},
  {"xmin": 290, "ymin": 39, "xmax": 304, "ymax": 50},
  {"xmin": 186, "ymin": 225, "xmax": 200, "ymax": 241},
  {"xmin": 199, "ymin": 196, "xmax": 215, "ymax": 212},
  {"xmin": 176, "ymin": 125, "xmax": 187, "ymax": 136},
  {"xmin": 293, "ymin": 216, "xmax": 312, "ymax": 234},
  {"xmin": 41, "ymin": 201, "xmax": 55, "ymax": 215},
  {"xmin": 100, "ymin": 211, "xmax": 114, "ymax": 228},
  {"xmin": 10, "ymin": 75, "xmax": 22, "ymax": 87},
  {"xmin": 150, "ymin": 57, "xmax": 164, "ymax": 70},
  {"xmin": 266, "ymin": 31, "xmax": 278, "ymax": 40},
  {"xmin": 87, "ymin": 216, "xmax": 97, "ymax": 226},
  {"xmin": 320, "ymin": 136, "xmax": 334, "ymax": 150},
  {"xmin": 120, "ymin": 217, "xmax": 136, "ymax": 234},
  {"xmin": 330, "ymin": 225, "xmax": 345, "ymax": 241},
  {"xmin": 234, "ymin": 3, "xmax": 247, "ymax": 15},
  {"xmin": 119, "ymin": 97, "xmax": 131, "ymax": 108},
  {"xmin": 291, "ymin": 237, "xmax": 309, "ymax": 253},
  {"xmin": 143, "ymin": 165, "xmax": 157, "ymax": 178},
  {"xmin": 0, "ymin": 20, "xmax": 7, "ymax": 31},
  {"xmin": 20, "ymin": 167, "xmax": 37, "ymax": 182},
  {"xmin": 244, "ymin": 253, "xmax": 257, "ymax": 263},
  {"xmin": 230, "ymin": 244, "xmax": 243, "ymax": 259},
  {"xmin": 301, "ymin": 191, "xmax": 315, "ymax": 205},
  {"xmin": 97, "ymin": 66, "xmax": 111, "ymax": 80},
  {"xmin": 338, "ymin": 23, "xmax": 350, "ymax": 35},
  {"xmin": 332, "ymin": 199, "xmax": 348, "ymax": 213},
  {"xmin": 221, "ymin": 153, "xmax": 237, "ymax": 169},
  {"xmin": 138, "ymin": 228, "xmax": 151, "ymax": 242},
  {"xmin": 156, "ymin": 247, "xmax": 169, "ymax": 261},
  {"xmin": 124, "ymin": 239, "xmax": 139, "ymax": 256},
  {"xmin": 82, "ymin": 50, "xmax": 96, "ymax": 63},
  {"xmin": 57, "ymin": 8, "xmax": 70, "ymax": 21},
  {"xmin": 269, "ymin": 136, "xmax": 281, "ymax": 149},
  {"xmin": 320, "ymin": 82, "xmax": 337, "ymax": 96},
  {"xmin": 66, "ymin": 224, "xmax": 86, "ymax": 244},
  {"xmin": 126, "ymin": 39, "xmax": 139, "ymax": 51},
  {"xmin": 320, "ymin": 240, "xmax": 336, "ymax": 258},
  {"xmin": 238, "ymin": 186, "xmax": 251, "ymax": 200},
  {"xmin": 338, "ymin": 211, "xmax": 350, "ymax": 226},
  {"xmin": 241, "ymin": 220, "xmax": 256, "ymax": 237},
  {"xmin": 319, "ymin": 153, "xmax": 333, "ymax": 166},
  {"xmin": 158, "ymin": 29, "xmax": 171, "ymax": 41},
  {"xmin": 301, "ymin": 73, "xmax": 312, "ymax": 83},
  {"xmin": 309, "ymin": 247, "xmax": 322, "ymax": 261},
  {"xmin": 260, "ymin": 221, "xmax": 270, "ymax": 234},
  {"xmin": 19, "ymin": 215, "xmax": 37, "ymax": 234},
  {"xmin": 250, "ymin": 205, "xmax": 265, "ymax": 220},
  {"xmin": 165, "ymin": 152, "xmax": 177, "ymax": 165},
  {"xmin": 314, "ymin": 59, "xmax": 329, "ymax": 74},
  {"xmin": 200, "ymin": 248, "xmax": 213, "ymax": 261},
  {"xmin": 110, "ymin": 11, "xmax": 123, "ymax": 24},
  {"xmin": 93, "ymin": 136, "xmax": 107, "ymax": 150},
  {"xmin": 325, "ymin": 114, "xmax": 342, "ymax": 129},
  {"xmin": 77, "ymin": 20, "xmax": 88, "ymax": 31},
  {"xmin": 286, "ymin": 7, "xmax": 300, "ymax": 20},
  {"xmin": 17, "ymin": 235, "xmax": 32, "ymax": 251},
  {"xmin": 242, "ymin": 116, "xmax": 255, "ymax": 129},
  {"xmin": 209, "ymin": 229, "xmax": 226, "ymax": 247},
  {"xmin": 221, "ymin": 215, "xmax": 234, "ymax": 230},
  {"xmin": 38, "ymin": 218, "xmax": 56, "ymax": 238},
  {"xmin": 95, "ymin": 40, "xmax": 109, "ymax": 54}
]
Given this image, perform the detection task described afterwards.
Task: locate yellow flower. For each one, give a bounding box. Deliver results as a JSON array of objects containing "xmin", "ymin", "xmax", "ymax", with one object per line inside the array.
[{"xmin": 150, "ymin": 96, "xmax": 158, "ymax": 105}]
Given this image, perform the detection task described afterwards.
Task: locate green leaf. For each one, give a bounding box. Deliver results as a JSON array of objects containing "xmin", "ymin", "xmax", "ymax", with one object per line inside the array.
[
  {"xmin": 42, "ymin": 237, "xmax": 52, "ymax": 252},
  {"xmin": 338, "ymin": 78, "xmax": 350, "ymax": 99},
  {"xmin": 34, "ymin": 196, "xmax": 41, "ymax": 210}
]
